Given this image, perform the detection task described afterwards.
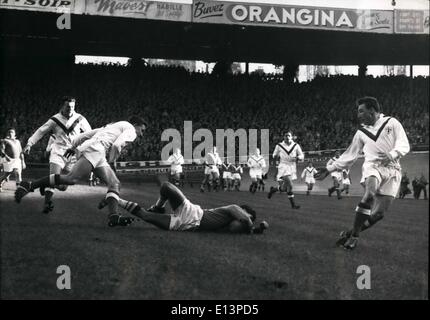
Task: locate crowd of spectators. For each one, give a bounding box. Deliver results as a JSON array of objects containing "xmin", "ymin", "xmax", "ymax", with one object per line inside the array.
[{"xmin": 1, "ymin": 62, "xmax": 428, "ymax": 162}]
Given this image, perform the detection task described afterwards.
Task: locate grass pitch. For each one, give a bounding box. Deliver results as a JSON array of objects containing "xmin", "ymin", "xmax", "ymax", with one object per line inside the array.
[{"xmin": 0, "ymin": 177, "xmax": 428, "ymax": 300}]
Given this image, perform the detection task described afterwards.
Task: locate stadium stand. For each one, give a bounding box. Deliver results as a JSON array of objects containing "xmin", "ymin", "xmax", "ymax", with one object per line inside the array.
[{"xmin": 1, "ymin": 62, "xmax": 428, "ymax": 163}]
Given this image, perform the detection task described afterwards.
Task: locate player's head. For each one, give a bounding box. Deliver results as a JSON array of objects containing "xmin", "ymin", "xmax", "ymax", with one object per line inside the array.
[
  {"xmin": 307, "ymin": 162, "xmax": 313, "ymax": 167},
  {"xmin": 334, "ymin": 150, "xmax": 340, "ymax": 157},
  {"xmin": 213, "ymin": 146, "xmax": 217, "ymax": 153},
  {"xmin": 174, "ymin": 148, "xmax": 181, "ymax": 155},
  {"xmin": 240, "ymin": 204, "xmax": 256, "ymax": 222},
  {"xmin": 6, "ymin": 128, "xmax": 15, "ymax": 139},
  {"xmin": 283, "ymin": 131, "xmax": 293, "ymax": 143},
  {"xmin": 129, "ymin": 116, "xmax": 147, "ymax": 137},
  {"xmin": 255, "ymin": 148, "xmax": 260, "ymax": 156},
  {"xmin": 356, "ymin": 96, "xmax": 381, "ymax": 126},
  {"xmin": 61, "ymin": 96, "xmax": 76, "ymax": 118}
]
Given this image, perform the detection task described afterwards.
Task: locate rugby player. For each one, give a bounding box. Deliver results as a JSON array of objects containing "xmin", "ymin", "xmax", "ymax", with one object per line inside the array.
[
  {"xmin": 0, "ymin": 128, "xmax": 26, "ymax": 191},
  {"xmin": 15, "ymin": 117, "xmax": 147, "ymax": 227},
  {"xmin": 316, "ymin": 97, "xmax": 410, "ymax": 250},
  {"xmin": 268, "ymin": 132, "xmax": 304, "ymax": 209},
  {"xmin": 23, "ymin": 97, "xmax": 91, "ymax": 213},
  {"xmin": 99, "ymin": 181, "xmax": 269, "ymax": 234}
]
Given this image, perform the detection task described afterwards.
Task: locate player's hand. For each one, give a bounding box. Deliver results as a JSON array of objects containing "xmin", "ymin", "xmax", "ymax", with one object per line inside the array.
[
  {"xmin": 315, "ymin": 167, "xmax": 330, "ymax": 180},
  {"xmin": 23, "ymin": 144, "xmax": 31, "ymax": 155},
  {"xmin": 21, "ymin": 161, "xmax": 26, "ymax": 170},
  {"xmin": 377, "ymin": 152, "xmax": 394, "ymax": 166},
  {"xmin": 64, "ymin": 148, "xmax": 76, "ymax": 159}
]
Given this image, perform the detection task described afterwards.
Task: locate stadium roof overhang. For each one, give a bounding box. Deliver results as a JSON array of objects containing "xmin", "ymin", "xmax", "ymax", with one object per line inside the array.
[{"xmin": 0, "ymin": 9, "xmax": 428, "ymax": 65}]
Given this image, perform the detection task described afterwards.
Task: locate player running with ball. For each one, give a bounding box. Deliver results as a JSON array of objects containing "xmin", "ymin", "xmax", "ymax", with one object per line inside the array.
[
  {"xmin": 15, "ymin": 117, "xmax": 147, "ymax": 227},
  {"xmin": 316, "ymin": 97, "xmax": 410, "ymax": 250}
]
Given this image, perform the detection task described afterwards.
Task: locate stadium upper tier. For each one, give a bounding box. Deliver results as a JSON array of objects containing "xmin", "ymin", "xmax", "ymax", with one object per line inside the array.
[
  {"xmin": 1, "ymin": 1, "xmax": 428, "ymax": 65},
  {"xmin": 1, "ymin": 63, "xmax": 428, "ymax": 162}
]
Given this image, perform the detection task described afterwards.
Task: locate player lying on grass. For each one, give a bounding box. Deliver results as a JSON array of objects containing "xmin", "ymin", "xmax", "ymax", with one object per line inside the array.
[
  {"xmin": 99, "ymin": 181, "xmax": 269, "ymax": 234},
  {"xmin": 315, "ymin": 97, "xmax": 410, "ymax": 250},
  {"xmin": 15, "ymin": 117, "xmax": 147, "ymax": 227}
]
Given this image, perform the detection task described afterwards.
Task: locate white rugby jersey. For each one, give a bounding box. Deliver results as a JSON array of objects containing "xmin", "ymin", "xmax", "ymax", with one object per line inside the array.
[
  {"xmin": 327, "ymin": 114, "xmax": 410, "ymax": 172},
  {"xmin": 167, "ymin": 153, "xmax": 184, "ymax": 171},
  {"xmin": 27, "ymin": 112, "xmax": 91, "ymax": 152},
  {"xmin": 327, "ymin": 155, "xmax": 340, "ymax": 168},
  {"xmin": 205, "ymin": 152, "xmax": 222, "ymax": 166},
  {"xmin": 301, "ymin": 166, "xmax": 317, "ymax": 179},
  {"xmin": 247, "ymin": 155, "xmax": 266, "ymax": 169},
  {"xmin": 72, "ymin": 121, "xmax": 137, "ymax": 154},
  {"xmin": 273, "ymin": 141, "xmax": 304, "ymax": 165}
]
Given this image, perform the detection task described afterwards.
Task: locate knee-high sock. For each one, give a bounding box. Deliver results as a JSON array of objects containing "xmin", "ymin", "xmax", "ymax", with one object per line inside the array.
[
  {"xmin": 287, "ymin": 192, "xmax": 297, "ymax": 207},
  {"xmin": 32, "ymin": 174, "xmax": 63, "ymax": 190},
  {"xmin": 360, "ymin": 211, "xmax": 384, "ymax": 232},
  {"xmin": 44, "ymin": 188, "xmax": 55, "ymax": 204},
  {"xmin": 106, "ymin": 190, "xmax": 120, "ymax": 215},
  {"xmin": 346, "ymin": 211, "xmax": 384, "ymax": 237},
  {"xmin": 352, "ymin": 202, "xmax": 372, "ymax": 237},
  {"xmin": 118, "ymin": 198, "xmax": 142, "ymax": 215}
]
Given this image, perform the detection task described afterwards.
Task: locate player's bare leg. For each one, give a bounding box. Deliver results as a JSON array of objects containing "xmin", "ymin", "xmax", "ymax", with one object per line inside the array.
[
  {"xmin": 93, "ymin": 165, "xmax": 132, "ymax": 226},
  {"xmin": 284, "ymin": 176, "xmax": 300, "ymax": 209},
  {"xmin": 42, "ymin": 163, "xmax": 62, "ymax": 213},
  {"xmin": 307, "ymin": 183, "xmax": 314, "ymax": 195},
  {"xmin": 339, "ymin": 194, "xmax": 393, "ymax": 245},
  {"xmin": 340, "ymin": 184, "xmax": 350, "ymax": 195},
  {"xmin": 0, "ymin": 171, "xmax": 12, "ymax": 191},
  {"xmin": 200, "ymin": 174, "xmax": 209, "ymax": 192},
  {"xmin": 234, "ymin": 178, "xmax": 241, "ymax": 191},
  {"xmin": 257, "ymin": 178, "xmax": 265, "ymax": 191},
  {"xmin": 15, "ymin": 157, "xmax": 132, "ymax": 227},
  {"xmin": 249, "ymin": 178, "xmax": 258, "ymax": 193},
  {"xmin": 100, "ymin": 195, "xmax": 170, "ymax": 230},
  {"xmin": 15, "ymin": 157, "xmax": 92, "ymax": 203},
  {"xmin": 267, "ymin": 179, "xmax": 282, "ymax": 199},
  {"xmin": 213, "ymin": 172, "xmax": 220, "ymax": 192},
  {"xmin": 329, "ymin": 177, "xmax": 342, "ymax": 199}
]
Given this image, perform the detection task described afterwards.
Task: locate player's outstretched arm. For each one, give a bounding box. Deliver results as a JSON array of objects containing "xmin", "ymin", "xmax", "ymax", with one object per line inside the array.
[
  {"xmin": 71, "ymin": 129, "xmax": 99, "ymax": 148},
  {"xmin": 25, "ymin": 120, "xmax": 55, "ymax": 154},
  {"xmin": 225, "ymin": 205, "xmax": 254, "ymax": 232}
]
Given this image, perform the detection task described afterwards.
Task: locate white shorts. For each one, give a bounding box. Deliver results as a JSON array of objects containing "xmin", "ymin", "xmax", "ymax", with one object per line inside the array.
[
  {"xmin": 305, "ymin": 177, "xmax": 315, "ymax": 184},
  {"xmin": 204, "ymin": 165, "xmax": 219, "ymax": 176},
  {"xmin": 223, "ymin": 171, "xmax": 232, "ymax": 179},
  {"xmin": 171, "ymin": 167, "xmax": 182, "ymax": 175},
  {"xmin": 50, "ymin": 149, "xmax": 76, "ymax": 172},
  {"xmin": 249, "ymin": 168, "xmax": 263, "ymax": 180},
  {"xmin": 232, "ymin": 173, "xmax": 241, "ymax": 180},
  {"xmin": 79, "ymin": 141, "xmax": 109, "ymax": 169},
  {"xmin": 277, "ymin": 163, "xmax": 297, "ymax": 180},
  {"xmin": 169, "ymin": 199, "xmax": 204, "ymax": 231},
  {"xmin": 342, "ymin": 178, "xmax": 351, "ymax": 185},
  {"xmin": 3, "ymin": 158, "xmax": 21, "ymax": 172},
  {"xmin": 362, "ymin": 162, "xmax": 401, "ymax": 197},
  {"xmin": 331, "ymin": 171, "xmax": 342, "ymax": 182}
]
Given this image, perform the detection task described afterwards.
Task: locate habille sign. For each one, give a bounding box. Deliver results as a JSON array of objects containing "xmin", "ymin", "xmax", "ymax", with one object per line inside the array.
[{"xmin": 85, "ymin": 0, "xmax": 191, "ymax": 22}]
